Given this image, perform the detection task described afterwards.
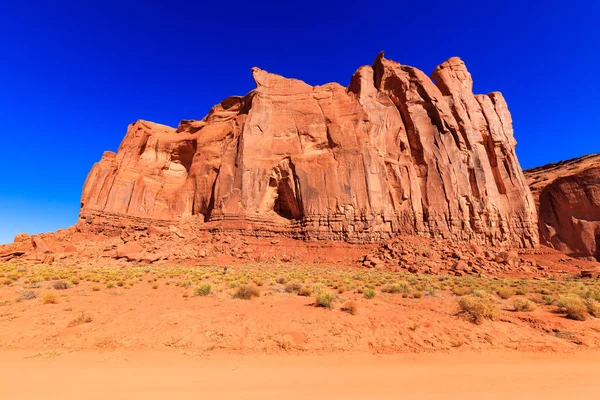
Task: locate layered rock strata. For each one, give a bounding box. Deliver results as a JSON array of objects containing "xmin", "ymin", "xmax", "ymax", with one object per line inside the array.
[{"xmin": 80, "ymin": 53, "xmax": 537, "ymax": 246}]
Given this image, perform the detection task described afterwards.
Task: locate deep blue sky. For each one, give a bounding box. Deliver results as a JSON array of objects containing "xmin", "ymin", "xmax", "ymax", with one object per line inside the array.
[{"xmin": 1, "ymin": 1, "xmax": 598, "ymax": 243}]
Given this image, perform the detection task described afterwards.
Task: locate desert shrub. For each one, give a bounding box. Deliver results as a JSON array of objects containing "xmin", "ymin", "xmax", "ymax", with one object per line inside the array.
[
  {"xmin": 337, "ymin": 285, "xmax": 347, "ymax": 294},
  {"xmin": 585, "ymin": 298, "xmax": 600, "ymax": 318},
  {"xmin": 363, "ymin": 288, "xmax": 376, "ymax": 299},
  {"xmin": 194, "ymin": 283, "xmax": 212, "ymax": 296},
  {"xmin": 1, "ymin": 278, "xmax": 13, "ymax": 285},
  {"xmin": 497, "ymin": 287, "xmax": 515, "ymax": 299},
  {"xmin": 52, "ymin": 280, "xmax": 69, "ymax": 290},
  {"xmin": 92, "ymin": 285, "xmax": 100, "ymax": 292},
  {"xmin": 312, "ymin": 283, "xmax": 326, "ymax": 295},
  {"xmin": 557, "ymin": 295, "xmax": 587, "ymax": 321},
  {"xmin": 42, "ymin": 292, "xmax": 57, "ymax": 304},
  {"xmin": 233, "ymin": 284, "xmax": 260, "ymax": 300},
  {"xmin": 513, "ymin": 298, "xmax": 536, "ymax": 312},
  {"xmin": 152, "ymin": 284, "xmax": 158, "ymax": 289},
  {"xmin": 276, "ymin": 276, "xmax": 286, "ymax": 284},
  {"xmin": 452, "ymin": 286, "xmax": 470, "ymax": 296},
  {"xmin": 515, "ymin": 285, "xmax": 530, "ymax": 296},
  {"xmin": 180, "ymin": 280, "xmax": 193, "ymax": 288},
  {"xmin": 459, "ymin": 291, "xmax": 498, "ymax": 324},
  {"xmin": 381, "ymin": 281, "xmax": 411, "ymax": 294},
  {"xmin": 412, "ymin": 291, "xmax": 424, "ymax": 299},
  {"xmin": 285, "ymin": 282, "xmax": 302, "ymax": 293},
  {"xmin": 298, "ymin": 286, "xmax": 312, "ymax": 297},
  {"xmin": 70, "ymin": 278, "xmax": 80, "ymax": 285},
  {"xmin": 106, "ymin": 282, "xmax": 115, "ymax": 289},
  {"xmin": 19, "ymin": 290, "xmax": 37, "ymax": 301},
  {"xmin": 542, "ymin": 295, "xmax": 555, "ymax": 305},
  {"xmin": 341, "ymin": 300, "xmax": 358, "ymax": 315},
  {"xmin": 316, "ymin": 290, "xmax": 335, "ymax": 309},
  {"xmin": 253, "ymin": 278, "xmax": 264, "ymax": 287},
  {"xmin": 117, "ymin": 281, "xmax": 124, "ymax": 287}
]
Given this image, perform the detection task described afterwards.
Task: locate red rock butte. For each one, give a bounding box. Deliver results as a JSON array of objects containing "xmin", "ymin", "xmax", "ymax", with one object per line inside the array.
[
  {"xmin": 79, "ymin": 53, "xmax": 538, "ymax": 247},
  {"xmin": 526, "ymin": 153, "xmax": 600, "ymax": 260}
]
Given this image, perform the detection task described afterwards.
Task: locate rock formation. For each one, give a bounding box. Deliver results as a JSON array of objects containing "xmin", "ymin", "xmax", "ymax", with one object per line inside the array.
[
  {"xmin": 79, "ymin": 53, "xmax": 538, "ymax": 246},
  {"xmin": 526, "ymin": 153, "xmax": 600, "ymax": 260}
]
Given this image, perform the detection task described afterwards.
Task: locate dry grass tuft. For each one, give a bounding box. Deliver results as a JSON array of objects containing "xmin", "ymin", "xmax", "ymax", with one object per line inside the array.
[
  {"xmin": 496, "ymin": 287, "xmax": 515, "ymax": 299},
  {"xmin": 316, "ymin": 290, "xmax": 335, "ymax": 309},
  {"xmin": 233, "ymin": 284, "xmax": 260, "ymax": 300},
  {"xmin": 513, "ymin": 297, "xmax": 536, "ymax": 312},
  {"xmin": 363, "ymin": 288, "xmax": 376, "ymax": 299},
  {"xmin": 285, "ymin": 282, "xmax": 302, "ymax": 293},
  {"xmin": 341, "ymin": 300, "xmax": 358, "ymax": 315},
  {"xmin": 52, "ymin": 280, "xmax": 69, "ymax": 290},
  {"xmin": 297, "ymin": 286, "xmax": 312, "ymax": 297},
  {"xmin": 557, "ymin": 295, "xmax": 588, "ymax": 321},
  {"xmin": 194, "ymin": 283, "xmax": 212, "ymax": 296},
  {"xmin": 42, "ymin": 292, "xmax": 58, "ymax": 304},
  {"xmin": 459, "ymin": 290, "xmax": 498, "ymax": 324},
  {"xmin": 19, "ymin": 290, "xmax": 37, "ymax": 301},
  {"xmin": 586, "ymin": 298, "xmax": 600, "ymax": 318}
]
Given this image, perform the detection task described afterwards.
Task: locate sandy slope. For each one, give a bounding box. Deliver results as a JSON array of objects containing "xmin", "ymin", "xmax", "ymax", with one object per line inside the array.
[{"xmin": 2, "ymin": 351, "xmax": 600, "ymax": 399}]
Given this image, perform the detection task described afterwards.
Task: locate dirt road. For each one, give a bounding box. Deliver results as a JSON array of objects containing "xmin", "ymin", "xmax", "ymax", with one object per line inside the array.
[{"xmin": 1, "ymin": 351, "xmax": 599, "ymax": 399}]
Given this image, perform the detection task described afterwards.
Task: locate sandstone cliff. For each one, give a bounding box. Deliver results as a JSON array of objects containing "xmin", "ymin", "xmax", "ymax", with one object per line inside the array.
[
  {"xmin": 526, "ymin": 153, "xmax": 600, "ymax": 260},
  {"xmin": 79, "ymin": 53, "xmax": 538, "ymax": 246}
]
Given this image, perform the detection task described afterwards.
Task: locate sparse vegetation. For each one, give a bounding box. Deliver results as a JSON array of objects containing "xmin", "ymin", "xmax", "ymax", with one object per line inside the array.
[
  {"xmin": 586, "ymin": 298, "xmax": 600, "ymax": 318},
  {"xmin": 557, "ymin": 295, "xmax": 588, "ymax": 321},
  {"xmin": 285, "ymin": 282, "xmax": 302, "ymax": 293},
  {"xmin": 19, "ymin": 290, "xmax": 37, "ymax": 301},
  {"xmin": 341, "ymin": 300, "xmax": 358, "ymax": 315},
  {"xmin": 42, "ymin": 292, "xmax": 58, "ymax": 304},
  {"xmin": 298, "ymin": 286, "xmax": 312, "ymax": 296},
  {"xmin": 363, "ymin": 288, "xmax": 376, "ymax": 299},
  {"xmin": 52, "ymin": 280, "xmax": 69, "ymax": 290},
  {"xmin": 497, "ymin": 287, "xmax": 515, "ymax": 299},
  {"xmin": 194, "ymin": 283, "xmax": 212, "ymax": 296},
  {"xmin": 513, "ymin": 298, "xmax": 536, "ymax": 312},
  {"xmin": 459, "ymin": 291, "xmax": 498, "ymax": 324},
  {"xmin": 381, "ymin": 281, "xmax": 411, "ymax": 294},
  {"xmin": 316, "ymin": 290, "xmax": 335, "ymax": 309},
  {"xmin": 233, "ymin": 284, "xmax": 260, "ymax": 300}
]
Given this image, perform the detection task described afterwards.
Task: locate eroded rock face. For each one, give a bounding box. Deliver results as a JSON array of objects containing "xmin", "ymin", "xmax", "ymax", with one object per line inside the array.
[
  {"xmin": 79, "ymin": 53, "xmax": 538, "ymax": 246},
  {"xmin": 526, "ymin": 154, "xmax": 600, "ymax": 260}
]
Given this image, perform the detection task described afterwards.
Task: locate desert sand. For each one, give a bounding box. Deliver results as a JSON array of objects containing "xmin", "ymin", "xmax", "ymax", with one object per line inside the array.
[{"xmin": 2, "ymin": 350, "xmax": 600, "ymax": 399}]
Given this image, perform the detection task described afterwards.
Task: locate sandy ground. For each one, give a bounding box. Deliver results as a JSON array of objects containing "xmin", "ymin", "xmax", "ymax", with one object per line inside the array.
[
  {"xmin": 3, "ymin": 279, "xmax": 600, "ymax": 354},
  {"xmin": 2, "ymin": 350, "xmax": 600, "ymax": 399}
]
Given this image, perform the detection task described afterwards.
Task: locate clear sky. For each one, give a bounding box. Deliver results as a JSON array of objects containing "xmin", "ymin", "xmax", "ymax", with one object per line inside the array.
[{"xmin": 1, "ymin": 0, "xmax": 598, "ymax": 244}]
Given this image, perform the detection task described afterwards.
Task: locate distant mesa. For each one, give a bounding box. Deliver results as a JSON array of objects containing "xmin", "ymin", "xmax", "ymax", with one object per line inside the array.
[
  {"xmin": 77, "ymin": 53, "xmax": 538, "ymax": 247},
  {"xmin": 525, "ymin": 153, "xmax": 600, "ymax": 261}
]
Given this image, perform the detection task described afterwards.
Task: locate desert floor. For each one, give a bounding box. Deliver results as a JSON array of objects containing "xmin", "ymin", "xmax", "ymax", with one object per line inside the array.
[
  {"xmin": 3, "ymin": 259, "xmax": 600, "ymax": 398},
  {"xmin": 2, "ymin": 350, "xmax": 600, "ymax": 399}
]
